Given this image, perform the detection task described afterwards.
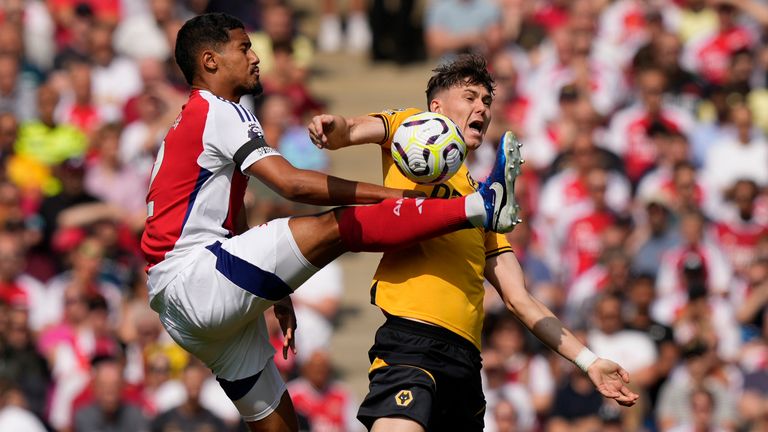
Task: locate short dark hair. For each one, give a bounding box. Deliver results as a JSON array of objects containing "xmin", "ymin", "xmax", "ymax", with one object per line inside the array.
[
  {"xmin": 174, "ymin": 13, "xmax": 245, "ymax": 85},
  {"xmin": 425, "ymin": 53, "xmax": 495, "ymax": 105}
]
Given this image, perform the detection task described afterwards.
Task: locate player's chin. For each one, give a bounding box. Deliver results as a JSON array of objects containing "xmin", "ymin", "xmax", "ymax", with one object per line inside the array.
[
  {"xmin": 465, "ymin": 137, "xmax": 483, "ymax": 150},
  {"xmin": 249, "ymin": 81, "xmax": 264, "ymax": 97}
]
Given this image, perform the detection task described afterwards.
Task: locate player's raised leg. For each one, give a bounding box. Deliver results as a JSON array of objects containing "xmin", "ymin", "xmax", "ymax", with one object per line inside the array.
[{"xmin": 288, "ymin": 131, "xmax": 524, "ymax": 268}]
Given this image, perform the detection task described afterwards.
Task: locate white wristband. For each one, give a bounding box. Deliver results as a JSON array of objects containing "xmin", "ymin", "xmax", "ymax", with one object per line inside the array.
[{"xmin": 574, "ymin": 348, "xmax": 598, "ymax": 373}]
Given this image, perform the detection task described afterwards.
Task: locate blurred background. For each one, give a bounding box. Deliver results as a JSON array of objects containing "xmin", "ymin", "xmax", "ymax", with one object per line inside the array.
[{"xmin": 1, "ymin": 0, "xmax": 768, "ymax": 431}]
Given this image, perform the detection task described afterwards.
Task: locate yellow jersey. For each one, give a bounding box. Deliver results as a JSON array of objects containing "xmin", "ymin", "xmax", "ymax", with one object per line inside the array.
[{"xmin": 369, "ymin": 108, "xmax": 512, "ymax": 350}]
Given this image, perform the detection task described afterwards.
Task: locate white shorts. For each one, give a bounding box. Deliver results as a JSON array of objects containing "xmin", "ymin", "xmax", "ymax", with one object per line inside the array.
[{"xmin": 149, "ymin": 218, "xmax": 318, "ymax": 416}]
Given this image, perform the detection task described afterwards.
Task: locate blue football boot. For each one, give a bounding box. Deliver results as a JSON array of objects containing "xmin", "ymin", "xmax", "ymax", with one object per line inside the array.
[{"xmin": 477, "ymin": 131, "xmax": 523, "ymax": 233}]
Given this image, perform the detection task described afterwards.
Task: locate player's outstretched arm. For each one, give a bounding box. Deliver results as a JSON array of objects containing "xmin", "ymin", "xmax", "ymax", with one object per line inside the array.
[
  {"xmin": 484, "ymin": 252, "xmax": 639, "ymax": 407},
  {"xmin": 308, "ymin": 114, "xmax": 385, "ymax": 150},
  {"xmin": 246, "ymin": 155, "xmax": 418, "ymax": 205}
]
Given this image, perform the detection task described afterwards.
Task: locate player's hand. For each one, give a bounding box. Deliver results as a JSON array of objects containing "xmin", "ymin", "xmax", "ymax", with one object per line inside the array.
[
  {"xmin": 308, "ymin": 114, "xmax": 349, "ymax": 150},
  {"xmin": 308, "ymin": 114, "xmax": 334, "ymax": 148},
  {"xmin": 586, "ymin": 358, "xmax": 639, "ymax": 407},
  {"xmin": 273, "ymin": 297, "xmax": 297, "ymax": 360}
]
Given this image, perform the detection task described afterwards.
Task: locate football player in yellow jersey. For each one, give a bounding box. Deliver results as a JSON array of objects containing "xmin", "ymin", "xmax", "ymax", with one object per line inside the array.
[{"xmin": 308, "ymin": 53, "xmax": 638, "ymax": 432}]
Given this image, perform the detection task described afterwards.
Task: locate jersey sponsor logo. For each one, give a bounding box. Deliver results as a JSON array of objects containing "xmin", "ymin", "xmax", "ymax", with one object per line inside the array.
[{"xmin": 395, "ymin": 390, "xmax": 413, "ymax": 407}]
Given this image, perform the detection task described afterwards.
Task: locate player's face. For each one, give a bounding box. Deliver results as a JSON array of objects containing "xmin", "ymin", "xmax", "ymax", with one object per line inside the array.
[
  {"xmin": 218, "ymin": 28, "xmax": 262, "ymax": 98},
  {"xmin": 430, "ymin": 82, "xmax": 492, "ymax": 150}
]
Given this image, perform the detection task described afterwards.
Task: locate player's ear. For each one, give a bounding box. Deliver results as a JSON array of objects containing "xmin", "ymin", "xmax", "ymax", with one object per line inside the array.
[
  {"xmin": 429, "ymin": 98, "xmax": 441, "ymax": 113},
  {"xmin": 201, "ymin": 49, "xmax": 218, "ymax": 73}
]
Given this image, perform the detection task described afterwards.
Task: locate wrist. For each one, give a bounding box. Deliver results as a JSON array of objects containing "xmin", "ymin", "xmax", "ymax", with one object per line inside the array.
[{"xmin": 574, "ymin": 347, "xmax": 598, "ymax": 373}]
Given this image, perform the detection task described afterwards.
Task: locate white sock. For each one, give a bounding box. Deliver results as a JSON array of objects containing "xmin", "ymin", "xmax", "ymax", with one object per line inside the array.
[{"xmin": 465, "ymin": 192, "xmax": 487, "ymax": 228}]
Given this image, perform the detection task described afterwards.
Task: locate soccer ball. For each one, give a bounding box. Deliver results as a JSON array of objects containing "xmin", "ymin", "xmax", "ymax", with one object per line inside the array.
[{"xmin": 391, "ymin": 112, "xmax": 467, "ymax": 185}]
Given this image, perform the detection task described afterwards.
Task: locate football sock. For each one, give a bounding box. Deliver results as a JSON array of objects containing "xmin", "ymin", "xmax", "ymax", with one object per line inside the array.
[
  {"xmin": 337, "ymin": 196, "xmax": 477, "ymax": 252},
  {"xmin": 464, "ymin": 192, "xmax": 487, "ymax": 228}
]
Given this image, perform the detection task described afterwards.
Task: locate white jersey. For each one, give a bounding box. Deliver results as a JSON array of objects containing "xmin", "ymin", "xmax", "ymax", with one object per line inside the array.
[{"xmin": 141, "ymin": 89, "xmax": 281, "ymax": 294}]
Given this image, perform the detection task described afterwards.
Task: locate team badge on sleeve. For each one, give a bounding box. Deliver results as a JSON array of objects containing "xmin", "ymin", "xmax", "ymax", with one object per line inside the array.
[{"xmin": 395, "ymin": 390, "xmax": 414, "ymax": 407}]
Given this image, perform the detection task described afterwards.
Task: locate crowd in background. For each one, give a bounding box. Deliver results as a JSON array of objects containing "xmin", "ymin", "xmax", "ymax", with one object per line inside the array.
[{"xmin": 0, "ymin": 0, "xmax": 768, "ymax": 431}]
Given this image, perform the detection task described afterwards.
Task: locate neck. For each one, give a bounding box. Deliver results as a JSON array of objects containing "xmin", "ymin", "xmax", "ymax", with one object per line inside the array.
[{"xmin": 191, "ymin": 83, "xmax": 240, "ymax": 103}]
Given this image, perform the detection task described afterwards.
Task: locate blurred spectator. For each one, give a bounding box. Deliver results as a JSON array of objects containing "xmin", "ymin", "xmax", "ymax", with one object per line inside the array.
[
  {"xmin": 291, "ymin": 260, "xmax": 342, "ymax": 365},
  {"xmin": 52, "ymin": 2, "xmax": 96, "ymax": 71},
  {"xmin": 545, "ymin": 363, "xmax": 604, "ymax": 432},
  {"xmin": 0, "ymin": 54, "xmax": 37, "ymax": 122},
  {"xmin": 738, "ymin": 289, "xmax": 768, "ymax": 431},
  {"xmin": 58, "ymin": 59, "xmax": 103, "ymax": 139},
  {"xmin": 114, "ymin": 0, "xmax": 179, "ymax": 61},
  {"xmin": 36, "ymin": 157, "xmax": 113, "ymax": 258},
  {"xmin": 536, "ymin": 133, "xmax": 630, "ymax": 272},
  {"xmin": 15, "ymin": 83, "xmax": 87, "ymax": 167},
  {"xmin": 596, "ymin": 0, "xmax": 659, "ymax": 69},
  {"xmin": 657, "ymin": 340, "xmax": 738, "ymax": 431},
  {"xmin": 0, "ymin": 379, "xmax": 47, "ymax": 432},
  {"xmin": 636, "ymin": 129, "xmax": 693, "ymax": 205},
  {"xmin": 287, "ymin": 349, "xmax": 363, "ymax": 432},
  {"xmin": 654, "ymin": 210, "xmax": 733, "ymax": 325},
  {"xmin": 73, "ymin": 356, "xmax": 150, "ymax": 432},
  {"xmin": 119, "ymin": 88, "xmax": 171, "ymax": 181},
  {"xmin": 317, "ymin": 0, "xmax": 372, "ymax": 53},
  {"xmin": 150, "ymin": 359, "xmax": 228, "ymax": 432},
  {"xmin": 0, "ymin": 21, "xmax": 30, "ymax": 68},
  {"xmin": 258, "ymin": 94, "xmax": 327, "ymax": 171},
  {"xmin": 490, "ymin": 397, "xmax": 520, "ymax": 432},
  {"xmin": 631, "ymin": 198, "xmax": 682, "ymax": 279},
  {"xmin": 672, "ymin": 281, "xmax": 741, "ymax": 364},
  {"xmin": 0, "ymin": 232, "xmax": 48, "ymax": 332},
  {"xmin": 49, "ymin": 1, "xmax": 120, "ymax": 49},
  {"xmin": 667, "ymin": 388, "xmax": 724, "ymax": 432},
  {"xmin": 37, "ymin": 283, "xmax": 94, "ymax": 429},
  {"xmin": 481, "ymin": 346, "xmax": 536, "ymax": 432},
  {"xmin": 587, "ymin": 294, "xmax": 658, "ymax": 390},
  {"xmin": 424, "ymin": 0, "xmax": 503, "ymax": 59},
  {"xmin": 488, "ymin": 49, "xmax": 530, "ymax": 141},
  {"xmin": 249, "ymin": 2, "xmax": 314, "ymax": 76},
  {"xmin": 260, "ymin": 42, "xmax": 325, "ymax": 122},
  {"xmin": 560, "ymin": 167, "xmax": 619, "ymax": 282},
  {"xmin": 736, "ymin": 258, "xmax": 768, "ymax": 338},
  {"xmin": 2, "ymin": 1, "xmax": 55, "ymax": 74},
  {"xmin": 87, "ymin": 21, "xmax": 143, "ymax": 122},
  {"xmin": 702, "ymin": 103, "xmax": 768, "ymax": 206},
  {"xmin": 605, "ymin": 67, "xmax": 695, "ymax": 184},
  {"xmin": 667, "ymin": 161, "xmax": 708, "ymax": 216},
  {"xmin": 681, "ymin": 0, "xmax": 755, "ymax": 86},
  {"xmin": 0, "ymin": 307, "xmax": 51, "ymax": 422},
  {"xmin": 565, "ymin": 247, "xmax": 633, "ymax": 327},
  {"xmin": 633, "ymin": 31, "xmax": 706, "ymax": 114},
  {"xmin": 712, "ymin": 180, "xmax": 768, "ymax": 278},
  {"xmin": 484, "ymin": 312, "xmax": 554, "ymax": 419},
  {"xmin": 625, "ymin": 274, "xmax": 680, "ymax": 407},
  {"xmin": 84, "ymin": 123, "xmax": 147, "ymax": 231},
  {"xmin": 44, "ymin": 235, "xmax": 123, "ymax": 327}
]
